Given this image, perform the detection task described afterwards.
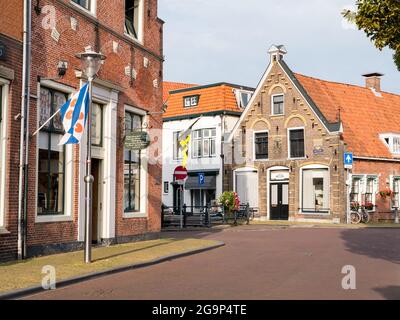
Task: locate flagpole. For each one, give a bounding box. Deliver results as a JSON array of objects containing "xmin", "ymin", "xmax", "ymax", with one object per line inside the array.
[
  {"xmin": 84, "ymin": 77, "xmax": 94, "ymax": 264},
  {"xmin": 32, "ymin": 108, "xmax": 61, "ymax": 136}
]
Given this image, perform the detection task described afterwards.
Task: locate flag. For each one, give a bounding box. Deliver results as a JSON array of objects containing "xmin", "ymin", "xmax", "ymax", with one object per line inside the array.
[
  {"xmin": 58, "ymin": 83, "xmax": 90, "ymax": 145},
  {"xmin": 178, "ymin": 116, "xmax": 201, "ymax": 168}
]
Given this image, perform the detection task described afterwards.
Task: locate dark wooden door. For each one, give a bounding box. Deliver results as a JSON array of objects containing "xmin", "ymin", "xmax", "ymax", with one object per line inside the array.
[
  {"xmin": 270, "ymin": 183, "xmax": 289, "ymax": 220},
  {"xmin": 92, "ymin": 159, "xmax": 100, "ymax": 243},
  {"xmin": 173, "ymin": 184, "xmax": 181, "ymax": 214}
]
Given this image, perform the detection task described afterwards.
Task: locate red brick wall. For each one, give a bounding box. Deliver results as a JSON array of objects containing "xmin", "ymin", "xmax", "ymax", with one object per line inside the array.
[
  {"xmin": 0, "ymin": 34, "xmax": 23, "ymax": 261},
  {"xmin": 14, "ymin": 0, "xmax": 163, "ymax": 250},
  {"xmin": 353, "ymin": 159, "xmax": 400, "ymax": 221},
  {"xmin": 0, "ymin": 0, "xmax": 23, "ymax": 41}
]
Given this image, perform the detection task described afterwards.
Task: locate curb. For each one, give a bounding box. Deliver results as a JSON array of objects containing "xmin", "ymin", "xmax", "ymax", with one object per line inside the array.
[{"xmin": 0, "ymin": 241, "xmax": 225, "ymax": 300}]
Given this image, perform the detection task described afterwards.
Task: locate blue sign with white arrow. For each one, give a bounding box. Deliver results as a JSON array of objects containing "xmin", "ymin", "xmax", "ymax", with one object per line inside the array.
[
  {"xmin": 198, "ymin": 173, "xmax": 205, "ymax": 186},
  {"xmin": 344, "ymin": 152, "xmax": 353, "ymax": 168}
]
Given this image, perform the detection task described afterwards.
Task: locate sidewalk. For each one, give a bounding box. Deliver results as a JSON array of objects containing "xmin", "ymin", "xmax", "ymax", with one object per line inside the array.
[
  {"xmin": 249, "ymin": 220, "xmax": 400, "ymax": 228},
  {"xmin": 0, "ymin": 238, "xmax": 223, "ymax": 298}
]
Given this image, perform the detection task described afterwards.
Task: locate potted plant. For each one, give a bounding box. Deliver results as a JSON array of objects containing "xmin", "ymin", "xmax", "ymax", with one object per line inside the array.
[
  {"xmin": 364, "ymin": 201, "xmax": 374, "ymax": 211},
  {"xmin": 379, "ymin": 186, "xmax": 392, "ymax": 199},
  {"xmin": 350, "ymin": 201, "xmax": 360, "ymax": 211}
]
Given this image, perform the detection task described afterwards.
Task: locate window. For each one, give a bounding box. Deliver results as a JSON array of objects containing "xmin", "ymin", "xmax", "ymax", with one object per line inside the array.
[
  {"xmin": 192, "ymin": 128, "xmax": 216, "ymax": 158},
  {"xmin": 235, "ymin": 90, "xmax": 253, "ymax": 109},
  {"xmin": 350, "ymin": 177, "xmax": 361, "ymax": 205},
  {"xmin": 124, "ymin": 111, "xmax": 142, "ymax": 212},
  {"xmin": 91, "ymin": 103, "xmax": 103, "ymax": 146},
  {"xmin": 365, "ymin": 176, "xmax": 375, "ymax": 208},
  {"xmin": 0, "ymin": 83, "xmax": 6, "ymax": 226},
  {"xmin": 380, "ymin": 133, "xmax": 400, "ymax": 155},
  {"xmin": 184, "ymin": 95, "xmax": 200, "ymax": 107},
  {"xmin": 302, "ymin": 168, "xmax": 329, "ymax": 213},
  {"xmin": 125, "ymin": 0, "xmax": 142, "ymax": 40},
  {"xmin": 272, "ymin": 94, "xmax": 284, "ymax": 115},
  {"xmin": 37, "ymin": 88, "xmax": 67, "ymax": 215},
  {"xmin": 72, "ymin": 0, "xmax": 90, "ymax": 10},
  {"xmin": 254, "ymin": 131, "xmax": 268, "ymax": 160},
  {"xmin": 393, "ymin": 177, "xmax": 400, "ymax": 208},
  {"xmin": 163, "ymin": 182, "xmax": 169, "ymax": 194},
  {"xmin": 289, "ymin": 128, "xmax": 305, "ymax": 158},
  {"xmin": 173, "ymin": 131, "xmax": 183, "ymax": 160}
]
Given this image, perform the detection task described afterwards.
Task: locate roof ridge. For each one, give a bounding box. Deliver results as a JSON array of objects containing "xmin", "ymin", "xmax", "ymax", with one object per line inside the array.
[{"xmin": 294, "ymin": 72, "xmax": 400, "ymax": 97}]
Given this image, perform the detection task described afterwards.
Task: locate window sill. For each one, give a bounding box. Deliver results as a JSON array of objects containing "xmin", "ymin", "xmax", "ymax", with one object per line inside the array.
[
  {"xmin": 254, "ymin": 158, "xmax": 269, "ymax": 162},
  {"xmin": 271, "ymin": 114, "xmax": 284, "ymax": 117},
  {"xmin": 289, "ymin": 157, "xmax": 306, "ymax": 160},
  {"xmin": 299, "ymin": 211, "xmax": 330, "ymax": 215},
  {"xmin": 123, "ymin": 212, "xmax": 147, "ymax": 219},
  {"xmin": 35, "ymin": 215, "xmax": 74, "ymax": 223},
  {"xmin": 123, "ymin": 33, "xmax": 143, "ymax": 46},
  {"xmin": 0, "ymin": 227, "xmax": 10, "ymax": 235}
]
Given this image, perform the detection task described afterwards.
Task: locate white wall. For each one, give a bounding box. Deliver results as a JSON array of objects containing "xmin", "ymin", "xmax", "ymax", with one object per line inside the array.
[{"xmin": 162, "ymin": 114, "xmax": 240, "ymax": 207}]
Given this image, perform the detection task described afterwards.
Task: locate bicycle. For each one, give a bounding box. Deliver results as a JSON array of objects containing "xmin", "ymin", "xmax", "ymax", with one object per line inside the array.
[{"xmin": 350, "ymin": 205, "xmax": 371, "ymax": 224}]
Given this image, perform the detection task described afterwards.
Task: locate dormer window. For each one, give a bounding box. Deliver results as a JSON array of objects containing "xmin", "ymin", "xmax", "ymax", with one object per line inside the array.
[
  {"xmin": 184, "ymin": 95, "xmax": 200, "ymax": 107},
  {"xmin": 235, "ymin": 90, "xmax": 253, "ymax": 109},
  {"xmin": 272, "ymin": 94, "xmax": 284, "ymax": 115},
  {"xmin": 380, "ymin": 133, "xmax": 400, "ymax": 155}
]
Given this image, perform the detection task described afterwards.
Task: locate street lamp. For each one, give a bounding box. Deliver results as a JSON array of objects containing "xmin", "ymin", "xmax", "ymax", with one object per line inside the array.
[{"xmin": 76, "ymin": 50, "xmax": 106, "ymax": 263}]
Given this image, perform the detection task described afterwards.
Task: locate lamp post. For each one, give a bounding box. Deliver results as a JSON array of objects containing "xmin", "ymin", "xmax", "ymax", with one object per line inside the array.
[{"xmin": 76, "ymin": 50, "xmax": 106, "ymax": 263}]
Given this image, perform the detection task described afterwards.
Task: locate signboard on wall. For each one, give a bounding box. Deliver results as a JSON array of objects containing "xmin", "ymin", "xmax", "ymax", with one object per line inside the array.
[
  {"xmin": 124, "ymin": 131, "xmax": 151, "ymax": 150},
  {"xmin": 270, "ymin": 170, "xmax": 289, "ymax": 181}
]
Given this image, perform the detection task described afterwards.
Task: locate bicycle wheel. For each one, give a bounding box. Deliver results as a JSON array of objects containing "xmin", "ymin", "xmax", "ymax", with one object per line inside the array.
[
  {"xmin": 350, "ymin": 212, "xmax": 361, "ymax": 224},
  {"xmin": 362, "ymin": 212, "xmax": 370, "ymax": 223}
]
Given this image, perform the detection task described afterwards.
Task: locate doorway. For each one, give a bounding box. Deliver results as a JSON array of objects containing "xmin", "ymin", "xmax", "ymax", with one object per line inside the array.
[
  {"xmin": 270, "ymin": 183, "xmax": 289, "ymax": 220},
  {"xmin": 91, "ymin": 158, "xmax": 102, "ymax": 243}
]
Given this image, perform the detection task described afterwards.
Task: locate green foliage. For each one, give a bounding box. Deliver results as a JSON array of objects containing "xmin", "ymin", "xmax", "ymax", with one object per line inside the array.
[
  {"xmin": 343, "ymin": 0, "xmax": 400, "ymax": 70},
  {"xmin": 218, "ymin": 191, "xmax": 240, "ymax": 213}
]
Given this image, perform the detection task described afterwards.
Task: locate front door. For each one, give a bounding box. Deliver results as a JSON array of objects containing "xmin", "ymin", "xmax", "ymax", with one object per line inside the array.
[{"xmin": 270, "ymin": 183, "xmax": 289, "ymax": 220}]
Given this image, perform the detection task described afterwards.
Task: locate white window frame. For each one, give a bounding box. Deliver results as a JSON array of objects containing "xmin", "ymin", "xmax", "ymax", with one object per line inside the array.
[
  {"xmin": 124, "ymin": 0, "xmax": 144, "ymax": 44},
  {"xmin": 390, "ymin": 175, "xmax": 400, "ymax": 209},
  {"xmin": 0, "ymin": 80, "xmax": 10, "ymax": 228},
  {"xmin": 123, "ymin": 105, "xmax": 148, "ymax": 218},
  {"xmin": 253, "ymin": 130, "xmax": 269, "ymax": 161},
  {"xmin": 350, "ymin": 174, "xmax": 378, "ymax": 212},
  {"xmin": 35, "ymin": 81, "xmax": 75, "ymax": 223},
  {"xmin": 271, "ymin": 94, "xmax": 284, "ymax": 116},
  {"xmin": 287, "ymin": 127, "xmax": 306, "ymax": 160},
  {"xmin": 380, "ymin": 133, "xmax": 400, "ymax": 155},
  {"xmin": 299, "ymin": 164, "xmax": 330, "ymax": 215},
  {"xmin": 173, "ymin": 131, "xmax": 183, "ymax": 160},
  {"xmin": 70, "ymin": 0, "xmax": 97, "ymax": 17},
  {"xmin": 191, "ymin": 128, "xmax": 216, "ymax": 159}
]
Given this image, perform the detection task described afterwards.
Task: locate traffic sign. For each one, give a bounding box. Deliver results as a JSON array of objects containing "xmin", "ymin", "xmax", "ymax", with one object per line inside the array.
[
  {"xmin": 174, "ymin": 166, "xmax": 188, "ymax": 181},
  {"xmin": 198, "ymin": 173, "xmax": 205, "ymax": 186},
  {"xmin": 344, "ymin": 152, "xmax": 353, "ymax": 169}
]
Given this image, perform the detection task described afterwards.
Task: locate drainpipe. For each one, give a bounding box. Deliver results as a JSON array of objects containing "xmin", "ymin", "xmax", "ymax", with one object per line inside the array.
[
  {"xmin": 220, "ymin": 113, "xmax": 225, "ymax": 194},
  {"xmin": 18, "ymin": 0, "xmax": 32, "ymax": 259}
]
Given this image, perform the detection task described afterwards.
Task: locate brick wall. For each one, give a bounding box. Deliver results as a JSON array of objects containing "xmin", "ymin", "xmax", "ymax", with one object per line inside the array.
[{"xmin": 0, "ymin": 34, "xmax": 23, "ymax": 261}]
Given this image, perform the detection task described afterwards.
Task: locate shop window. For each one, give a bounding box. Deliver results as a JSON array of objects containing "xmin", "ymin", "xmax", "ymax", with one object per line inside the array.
[
  {"xmin": 272, "ymin": 94, "xmax": 284, "ymax": 115},
  {"xmin": 124, "ymin": 111, "xmax": 142, "ymax": 212},
  {"xmin": 37, "ymin": 88, "xmax": 67, "ymax": 215},
  {"xmin": 289, "ymin": 128, "xmax": 305, "ymax": 158},
  {"xmin": 302, "ymin": 168, "xmax": 329, "ymax": 213},
  {"xmin": 254, "ymin": 131, "xmax": 268, "ymax": 160}
]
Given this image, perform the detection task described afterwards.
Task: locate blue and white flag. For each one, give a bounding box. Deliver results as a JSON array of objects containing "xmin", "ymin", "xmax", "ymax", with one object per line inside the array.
[{"xmin": 58, "ymin": 83, "xmax": 90, "ymax": 145}]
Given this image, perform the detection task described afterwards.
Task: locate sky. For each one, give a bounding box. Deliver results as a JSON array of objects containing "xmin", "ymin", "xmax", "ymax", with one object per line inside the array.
[{"xmin": 158, "ymin": 0, "xmax": 400, "ymax": 94}]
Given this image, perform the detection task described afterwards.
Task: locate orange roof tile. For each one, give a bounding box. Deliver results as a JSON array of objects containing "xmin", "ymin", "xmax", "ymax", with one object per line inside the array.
[
  {"xmin": 163, "ymin": 81, "xmax": 198, "ymax": 103},
  {"xmin": 163, "ymin": 83, "xmax": 254, "ymax": 119},
  {"xmin": 295, "ymin": 73, "xmax": 400, "ymax": 159}
]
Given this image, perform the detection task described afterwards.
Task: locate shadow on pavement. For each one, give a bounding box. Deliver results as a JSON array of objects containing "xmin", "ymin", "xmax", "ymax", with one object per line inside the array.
[
  {"xmin": 340, "ymin": 228, "xmax": 400, "ymax": 264},
  {"xmin": 373, "ymin": 286, "xmax": 400, "ymax": 300},
  {"xmin": 160, "ymin": 226, "xmax": 227, "ymax": 240}
]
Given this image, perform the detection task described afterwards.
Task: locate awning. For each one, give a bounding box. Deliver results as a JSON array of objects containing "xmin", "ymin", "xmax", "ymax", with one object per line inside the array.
[{"xmin": 185, "ymin": 174, "xmax": 217, "ymax": 190}]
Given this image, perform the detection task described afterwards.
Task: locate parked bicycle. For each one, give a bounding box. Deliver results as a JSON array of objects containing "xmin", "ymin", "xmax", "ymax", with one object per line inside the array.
[{"xmin": 350, "ymin": 204, "xmax": 372, "ymax": 224}]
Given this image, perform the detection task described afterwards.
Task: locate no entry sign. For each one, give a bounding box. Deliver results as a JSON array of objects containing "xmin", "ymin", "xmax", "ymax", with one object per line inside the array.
[{"xmin": 174, "ymin": 166, "xmax": 188, "ymax": 181}]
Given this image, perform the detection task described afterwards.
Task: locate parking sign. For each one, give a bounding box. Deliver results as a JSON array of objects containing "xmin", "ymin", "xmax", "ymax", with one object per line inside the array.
[{"xmin": 198, "ymin": 173, "xmax": 205, "ymax": 186}]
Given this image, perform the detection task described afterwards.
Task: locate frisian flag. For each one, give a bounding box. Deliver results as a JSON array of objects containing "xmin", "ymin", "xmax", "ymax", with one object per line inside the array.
[{"xmin": 58, "ymin": 83, "xmax": 90, "ymax": 145}]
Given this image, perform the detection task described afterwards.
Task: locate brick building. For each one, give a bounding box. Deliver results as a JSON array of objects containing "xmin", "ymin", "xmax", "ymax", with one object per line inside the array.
[
  {"xmin": 0, "ymin": 0, "xmax": 164, "ymax": 261},
  {"xmin": 226, "ymin": 45, "xmax": 400, "ymax": 223}
]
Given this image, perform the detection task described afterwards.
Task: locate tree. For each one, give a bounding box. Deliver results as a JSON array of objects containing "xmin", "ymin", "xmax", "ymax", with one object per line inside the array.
[{"xmin": 342, "ymin": 0, "xmax": 400, "ymax": 71}]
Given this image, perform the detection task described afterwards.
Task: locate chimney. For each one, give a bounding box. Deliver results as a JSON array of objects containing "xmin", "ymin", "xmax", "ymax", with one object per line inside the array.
[
  {"xmin": 362, "ymin": 72, "xmax": 384, "ymax": 92},
  {"xmin": 268, "ymin": 44, "xmax": 287, "ymax": 63}
]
